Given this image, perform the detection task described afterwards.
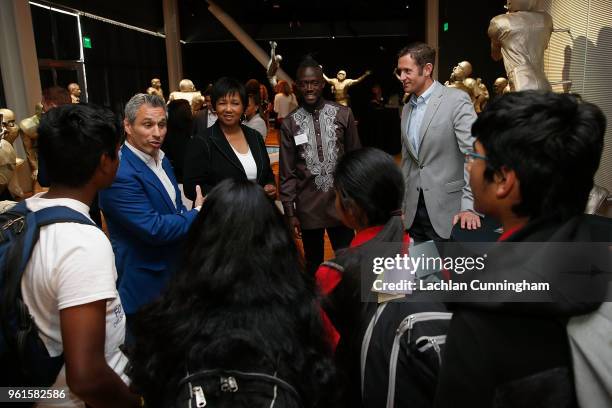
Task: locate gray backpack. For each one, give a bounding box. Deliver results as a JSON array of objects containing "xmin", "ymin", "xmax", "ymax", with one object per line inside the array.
[{"xmin": 567, "ymin": 301, "xmax": 612, "ymax": 408}]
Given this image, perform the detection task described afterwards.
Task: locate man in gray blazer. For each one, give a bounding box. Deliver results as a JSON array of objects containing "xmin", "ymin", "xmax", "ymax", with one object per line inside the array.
[{"xmin": 396, "ymin": 43, "xmax": 480, "ymax": 241}]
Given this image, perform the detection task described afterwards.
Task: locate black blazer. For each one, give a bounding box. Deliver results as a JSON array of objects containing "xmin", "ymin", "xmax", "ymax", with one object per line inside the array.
[{"xmin": 183, "ymin": 121, "xmax": 275, "ymax": 200}]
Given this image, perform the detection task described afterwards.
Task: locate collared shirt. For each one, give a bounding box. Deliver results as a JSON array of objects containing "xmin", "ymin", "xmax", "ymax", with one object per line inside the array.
[
  {"xmin": 125, "ymin": 141, "xmax": 177, "ymax": 208},
  {"xmin": 406, "ymin": 80, "xmax": 439, "ymax": 154},
  {"xmin": 207, "ymin": 110, "xmax": 217, "ymax": 128},
  {"xmin": 279, "ymin": 99, "xmax": 361, "ymax": 229}
]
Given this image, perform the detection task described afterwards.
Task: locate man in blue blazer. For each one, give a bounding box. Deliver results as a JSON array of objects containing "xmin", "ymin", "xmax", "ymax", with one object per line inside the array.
[{"xmin": 99, "ymin": 94, "xmax": 204, "ymax": 322}]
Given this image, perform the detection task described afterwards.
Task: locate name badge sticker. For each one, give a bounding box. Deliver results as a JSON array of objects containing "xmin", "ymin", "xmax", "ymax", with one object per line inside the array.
[{"xmin": 294, "ymin": 133, "xmax": 308, "ymax": 146}]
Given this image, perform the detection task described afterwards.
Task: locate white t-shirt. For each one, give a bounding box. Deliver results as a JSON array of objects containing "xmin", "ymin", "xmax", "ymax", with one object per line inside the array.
[
  {"xmin": 20, "ymin": 194, "xmax": 128, "ymax": 408},
  {"xmin": 230, "ymin": 145, "xmax": 258, "ymax": 181}
]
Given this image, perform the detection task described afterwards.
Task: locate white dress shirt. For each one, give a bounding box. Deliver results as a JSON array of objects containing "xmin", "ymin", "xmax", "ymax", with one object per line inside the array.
[
  {"xmin": 406, "ymin": 80, "xmax": 439, "ymax": 154},
  {"xmin": 125, "ymin": 141, "xmax": 177, "ymax": 208}
]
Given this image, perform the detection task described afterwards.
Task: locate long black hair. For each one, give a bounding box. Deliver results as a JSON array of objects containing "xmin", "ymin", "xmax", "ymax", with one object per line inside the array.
[
  {"xmin": 334, "ymin": 147, "xmax": 405, "ymax": 243},
  {"xmin": 128, "ymin": 179, "xmax": 337, "ymax": 407}
]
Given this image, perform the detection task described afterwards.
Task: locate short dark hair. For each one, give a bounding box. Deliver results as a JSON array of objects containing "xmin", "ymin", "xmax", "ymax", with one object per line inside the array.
[
  {"xmin": 38, "ymin": 103, "xmax": 122, "ymax": 187},
  {"xmin": 296, "ymin": 55, "xmax": 322, "ymax": 77},
  {"xmin": 211, "ymin": 77, "xmax": 247, "ymax": 108},
  {"xmin": 335, "ymin": 147, "xmax": 405, "ymax": 226},
  {"xmin": 473, "ymin": 91, "xmax": 606, "ymax": 219},
  {"xmin": 397, "ymin": 42, "xmax": 436, "ymax": 74}
]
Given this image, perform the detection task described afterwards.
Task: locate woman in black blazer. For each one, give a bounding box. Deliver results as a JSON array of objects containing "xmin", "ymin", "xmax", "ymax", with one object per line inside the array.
[{"xmin": 183, "ymin": 77, "xmax": 276, "ymax": 200}]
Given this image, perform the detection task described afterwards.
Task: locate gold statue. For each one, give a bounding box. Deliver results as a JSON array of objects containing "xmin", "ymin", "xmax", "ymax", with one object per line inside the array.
[
  {"xmin": 168, "ymin": 79, "xmax": 201, "ymax": 106},
  {"xmin": 67, "ymin": 83, "xmax": 81, "ymax": 104},
  {"xmin": 266, "ymin": 41, "xmax": 283, "ymax": 88},
  {"xmin": 445, "ymin": 61, "xmax": 474, "ymax": 96},
  {"xmin": 488, "ymin": 0, "xmax": 553, "ymax": 91},
  {"xmin": 0, "ymin": 108, "xmax": 27, "ymax": 197},
  {"xmin": 474, "ymin": 78, "xmax": 490, "ymax": 113},
  {"xmin": 19, "ymin": 104, "xmax": 42, "ymax": 182},
  {"xmin": 0, "ymin": 108, "xmax": 20, "ymax": 144},
  {"xmin": 493, "ymin": 77, "xmax": 510, "ymax": 96},
  {"xmin": 191, "ymin": 94, "xmax": 206, "ymax": 115},
  {"xmin": 146, "ymin": 78, "xmax": 165, "ymax": 102},
  {"xmin": 322, "ymin": 68, "xmax": 372, "ymax": 106},
  {"xmin": 445, "ymin": 61, "xmax": 490, "ymax": 113}
]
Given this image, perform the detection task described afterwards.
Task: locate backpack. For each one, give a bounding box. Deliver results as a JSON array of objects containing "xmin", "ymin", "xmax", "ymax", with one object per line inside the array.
[
  {"xmin": 0, "ymin": 201, "xmax": 97, "ymax": 386},
  {"xmin": 361, "ymin": 298, "xmax": 451, "ymax": 408},
  {"xmin": 567, "ymin": 301, "xmax": 612, "ymax": 408},
  {"xmin": 174, "ymin": 369, "xmax": 304, "ymax": 408},
  {"xmin": 320, "ymin": 249, "xmax": 451, "ymax": 408}
]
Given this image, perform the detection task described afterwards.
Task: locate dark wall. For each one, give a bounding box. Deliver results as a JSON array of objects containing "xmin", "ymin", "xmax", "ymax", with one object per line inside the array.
[
  {"xmin": 183, "ymin": 36, "xmax": 422, "ymax": 121},
  {"xmin": 0, "ymin": 68, "xmax": 5, "ymax": 108},
  {"xmin": 81, "ymin": 17, "xmax": 167, "ymax": 116},
  {"xmin": 438, "ymin": 0, "xmax": 507, "ymax": 94}
]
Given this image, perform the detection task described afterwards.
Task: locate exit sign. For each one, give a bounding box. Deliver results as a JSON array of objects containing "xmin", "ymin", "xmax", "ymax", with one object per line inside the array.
[
  {"xmin": 443, "ymin": 22, "xmax": 449, "ymax": 32},
  {"xmin": 83, "ymin": 36, "xmax": 92, "ymax": 49}
]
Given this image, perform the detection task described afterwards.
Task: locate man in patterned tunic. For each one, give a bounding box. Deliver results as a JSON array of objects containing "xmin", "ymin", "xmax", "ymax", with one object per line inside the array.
[{"xmin": 279, "ymin": 56, "xmax": 361, "ymax": 275}]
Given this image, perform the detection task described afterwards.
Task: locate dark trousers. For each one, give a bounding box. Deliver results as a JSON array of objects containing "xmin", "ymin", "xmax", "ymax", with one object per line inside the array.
[
  {"xmin": 408, "ymin": 191, "xmax": 445, "ymax": 243},
  {"xmin": 302, "ymin": 225, "xmax": 354, "ymax": 275}
]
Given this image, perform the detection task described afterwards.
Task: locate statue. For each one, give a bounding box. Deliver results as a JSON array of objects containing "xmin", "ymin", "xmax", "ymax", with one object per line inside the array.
[
  {"xmin": 168, "ymin": 79, "xmax": 201, "ymax": 106},
  {"xmin": 146, "ymin": 78, "xmax": 165, "ymax": 102},
  {"xmin": 0, "ymin": 108, "xmax": 27, "ymax": 198},
  {"xmin": 19, "ymin": 104, "xmax": 42, "ymax": 183},
  {"xmin": 445, "ymin": 61, "xmax": 489, "ymax": 113},
  {"xmin": 493, "ymin": 77, "xmax": 510, "ymax": 96},
  {"xmin": 67, "ymin": 83, "xmax": 81, "ymax": 104},
  {"xmin": 474, "ymin": 78, "xmax": 490, "ymax": 113},
  {"xmin": 0, "ymin": 108, "xmax": 20, "ymax": 144},
  {"xmin": 322, "ymin": 68, "xmax": 372, "ymax": 106},
  {"xmin": 445, "ymin": 61, "xmax": 474, "ymax": 96},
  {"xmin": 266, "ymin": 41, "xmax": 283, "ymax": 88},
  {"xmin": 488, "ymin": 0, "xmax": 553, "ymax": 91}
]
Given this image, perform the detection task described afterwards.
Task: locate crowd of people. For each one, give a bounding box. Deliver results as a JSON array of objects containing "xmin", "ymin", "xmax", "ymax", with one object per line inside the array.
[{"xmin": 1, "ymin": 41, "xmax": 610, "ymax": 408}]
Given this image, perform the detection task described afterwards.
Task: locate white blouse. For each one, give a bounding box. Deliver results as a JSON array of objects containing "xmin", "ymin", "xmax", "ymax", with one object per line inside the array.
[{"xmin": 230, "ymin": 145, "xmax": 258, "ymax": 181}]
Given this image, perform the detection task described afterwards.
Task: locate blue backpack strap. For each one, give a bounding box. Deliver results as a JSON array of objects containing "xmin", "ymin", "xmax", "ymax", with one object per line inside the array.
[
  {"xmin": 17, "ymin": 206, "xmax": 97, "ymax": 273},
  {"xmin": 33, "ymin": 206, "xmax": 97, "ymax": 228}
]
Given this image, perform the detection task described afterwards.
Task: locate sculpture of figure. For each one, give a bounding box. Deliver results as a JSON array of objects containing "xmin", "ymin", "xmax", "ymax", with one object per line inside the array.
[
  {"xmin": 488, "ymin": 0, "xmax": 553, "ymax": 91},
  {"xmin": 464, "ymin": 77, "xmax": 489, "ymax": 114},
  {"xmin": 67, "ymin": 83, "xmax": 81, "ymax": 104},
  {"xmin": 0, "ymin": 108, "xmax": 20, "ymax": 144},
  {"xmin": 191, "ymin": 94, "xmax": 205, "ymax": 115},
  {"xmin": 266, "ymin": 41, "xmax": 283, "ymax": 88},
  {"xmin": 168, "ymin": 79, "xmax": 201, "ymax": 106},
  {"xmin": 445, "ymin": 61, "xmax": 490, "ymax": 113},
  {"xmin": 474, "ymin": 78, "xmax": 490, "ymax": 113},
  {"xmin": 0, "ymin": 108, "xmax": 25, "ymax": 197},
  {"xmin": 493, "ymin": 77, "xmax": 510, "ymax": 96},
  {"xmin": 19, "ymin": 105, "xmax": 41, "ymax": 183},
  {"xmin": 322, "ymin": 68, "xmax": 372, "ymax": 106},
  {"xmin": 445, "ymin": 61, "xmax": 474, "ymax": 97},
  {"xmin": 146, "ymin": 78, "xmax": 165, "ymax": 102}
]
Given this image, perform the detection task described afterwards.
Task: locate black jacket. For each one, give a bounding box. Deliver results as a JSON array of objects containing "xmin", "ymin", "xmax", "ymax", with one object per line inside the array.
[
  {"xmin": 435, "ymin": 214, "xmax": 612, "ymax": 408},
  {"xmin": 183, "ymin": 122, "xmax": 275, "ymax": 200}
]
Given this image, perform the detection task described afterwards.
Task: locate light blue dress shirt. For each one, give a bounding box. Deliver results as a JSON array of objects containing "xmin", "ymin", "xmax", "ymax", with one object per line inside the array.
[{"xmin": 406, "ymin": 81, "xmax": 439, "ymax": 154}]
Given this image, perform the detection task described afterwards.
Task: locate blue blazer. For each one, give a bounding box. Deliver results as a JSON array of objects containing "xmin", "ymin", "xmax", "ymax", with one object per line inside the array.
[{"xmin": 99, "ymin": 145, "xmax": 198, "ymax": 314}]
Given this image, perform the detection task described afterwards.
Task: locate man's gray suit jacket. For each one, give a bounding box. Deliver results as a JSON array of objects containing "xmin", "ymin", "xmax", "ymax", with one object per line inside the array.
[{"xmin": 400, "ymin": 82, "xmax": 477, "ymax": 239}]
